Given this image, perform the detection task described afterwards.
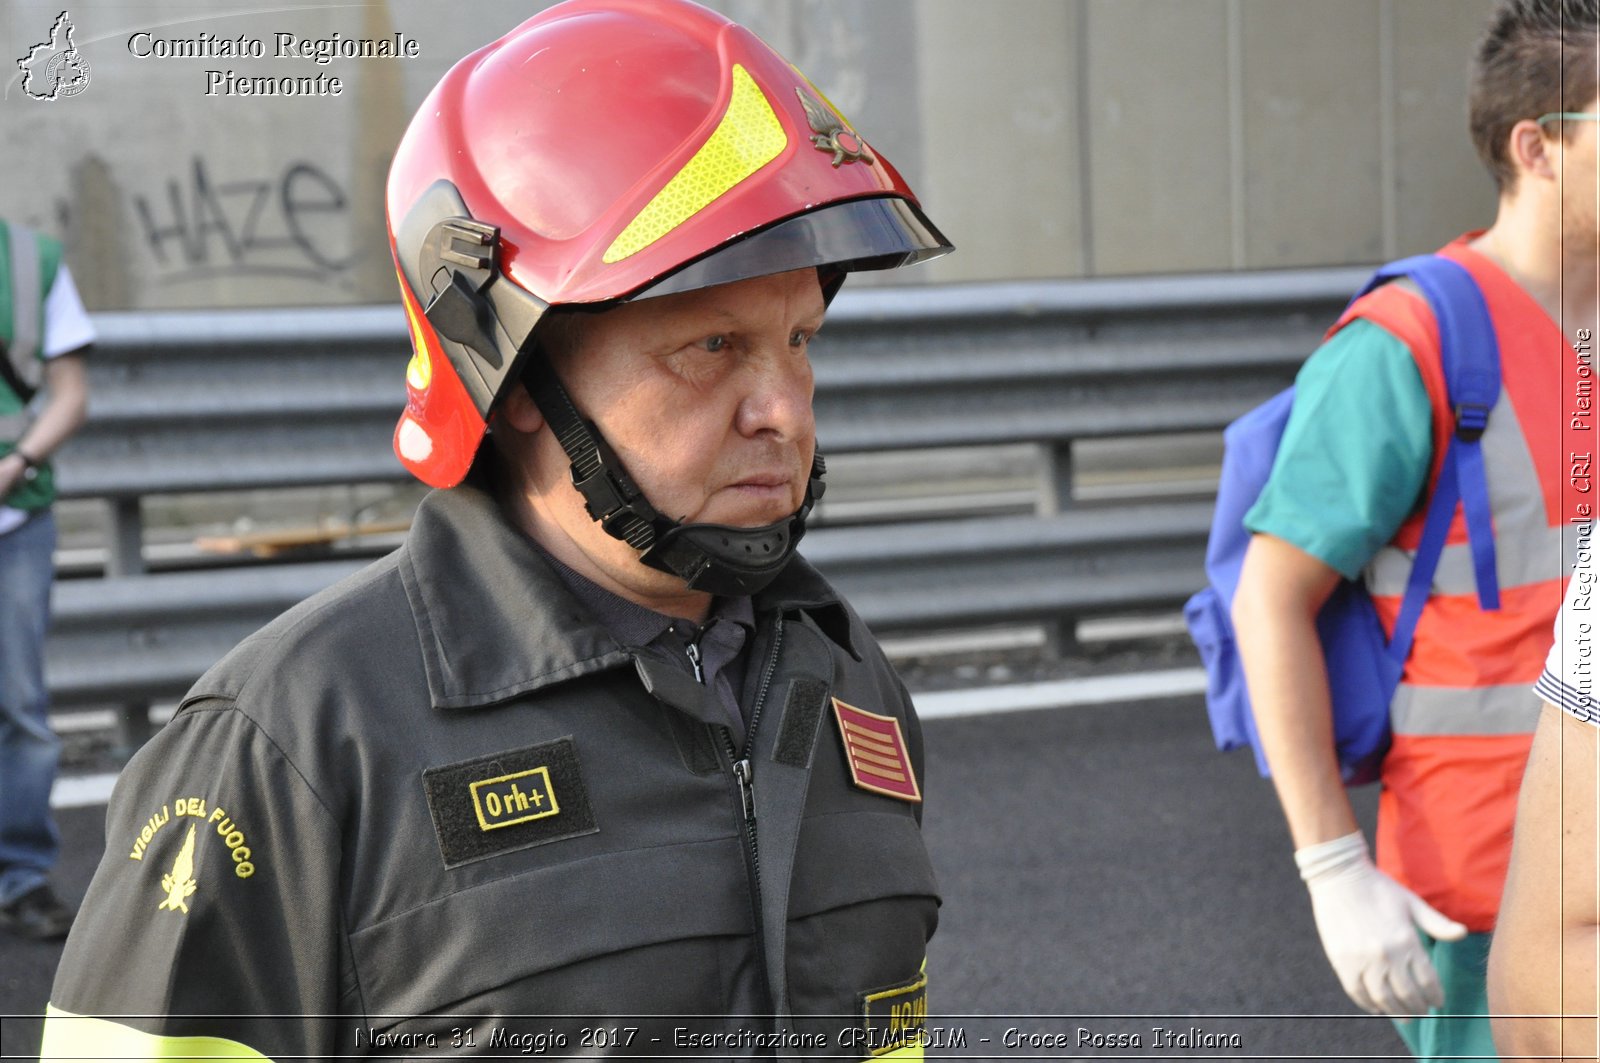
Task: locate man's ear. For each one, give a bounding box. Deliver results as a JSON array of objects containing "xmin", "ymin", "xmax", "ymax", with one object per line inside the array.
[
  {"xmin": 498, "ymin": 380, "xmax": 547, "ymax": 434},
  {"xmin": 1507, "ymin": 117, "xmax": 1560, "ymax": 185}
]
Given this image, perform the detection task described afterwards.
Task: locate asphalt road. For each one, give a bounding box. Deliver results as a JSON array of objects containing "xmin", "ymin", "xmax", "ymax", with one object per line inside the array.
[{"xmin": 0, "ymin": 695, "xmax": 1404, "ymax": 1061}]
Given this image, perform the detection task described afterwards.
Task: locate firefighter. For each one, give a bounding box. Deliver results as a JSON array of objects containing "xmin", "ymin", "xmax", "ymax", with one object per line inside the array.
[{"xmin": 43, "ymin": 1, "xmax": 951, "ymax": 1057}]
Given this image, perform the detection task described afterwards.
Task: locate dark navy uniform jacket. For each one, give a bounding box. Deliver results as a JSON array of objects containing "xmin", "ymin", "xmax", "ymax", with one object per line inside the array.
[{"xmin": 45, "ymin": 483, "xmax": 938, "ymax": 1059}]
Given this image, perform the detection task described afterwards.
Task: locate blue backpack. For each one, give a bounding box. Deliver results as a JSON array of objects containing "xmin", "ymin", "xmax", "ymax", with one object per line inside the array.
[{"xmin": 1184, "ymin": 254, "xmax": 1503, "ymax": 785}]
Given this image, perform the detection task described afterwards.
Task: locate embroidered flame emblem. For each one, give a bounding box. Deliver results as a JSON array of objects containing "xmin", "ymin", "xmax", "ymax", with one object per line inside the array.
[
  {"xmin": 158, "ymin": 824, "xmax": 199, "ymax": 914},
  {"xmin": 796, "ymin": 87, "xmax": 874, "ymax": 167}
]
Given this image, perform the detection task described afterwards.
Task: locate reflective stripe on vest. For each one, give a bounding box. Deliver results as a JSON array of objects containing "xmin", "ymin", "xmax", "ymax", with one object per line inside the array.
[
  {"xmin": 1332, "ymin": 234, "xmax": 1573, "ymax": 930},
  {"xmin": 1391, "ymin": 682, "xmax": 1543, "ymax": 735},
  {"xmin": 40, "ymin": 1004, "xmax": 274, "ymax": 1061},
  {"xmin": 1367, "ymin": 522, "xmax": 1571, "ymax": 599}
]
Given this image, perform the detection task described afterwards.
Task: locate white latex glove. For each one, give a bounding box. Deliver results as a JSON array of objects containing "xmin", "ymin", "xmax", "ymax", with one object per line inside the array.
[{"xmin": 1295, "ymin": 832, "xmax": 1468, "ymax": 1017}]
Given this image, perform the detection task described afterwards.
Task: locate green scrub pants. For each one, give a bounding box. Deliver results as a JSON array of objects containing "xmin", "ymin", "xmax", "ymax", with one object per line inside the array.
[{"xmin": 1392, "ymin": 931, "xmax": 1497, "ymax": 1062}]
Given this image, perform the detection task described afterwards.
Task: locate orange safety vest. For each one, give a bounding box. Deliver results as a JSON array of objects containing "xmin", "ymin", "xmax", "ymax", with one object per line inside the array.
[{"xmin": 1327, "ymin": 234, "xmax": 1582, "ymax": 931}]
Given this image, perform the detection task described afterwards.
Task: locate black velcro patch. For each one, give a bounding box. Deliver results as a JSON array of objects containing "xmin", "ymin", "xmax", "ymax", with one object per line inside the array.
[
  {"xmin": 773, "ymin": 678, "xmax": 829, "ymax": 767},
  {"xmin": 422, "ymin": 738, "xmax": 597, "ymax": 869}
]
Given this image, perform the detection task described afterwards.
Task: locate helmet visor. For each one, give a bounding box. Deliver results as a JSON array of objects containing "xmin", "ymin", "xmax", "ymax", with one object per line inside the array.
[{"xmin": 633, "ymin": 196, "xmax": 952, "ymax": 301}]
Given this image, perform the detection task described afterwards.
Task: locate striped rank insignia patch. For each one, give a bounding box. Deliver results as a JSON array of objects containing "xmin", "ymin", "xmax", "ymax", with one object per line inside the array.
[{"xmin": 832, "ymin": 697, "xmax": 921, "ymax": 803}]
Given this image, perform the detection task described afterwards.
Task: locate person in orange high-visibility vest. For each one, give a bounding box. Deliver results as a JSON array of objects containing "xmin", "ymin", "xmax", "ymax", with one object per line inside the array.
[{"xmin": 1230, "ymin": 2, "xmax": 1598, "ymax": 1059}]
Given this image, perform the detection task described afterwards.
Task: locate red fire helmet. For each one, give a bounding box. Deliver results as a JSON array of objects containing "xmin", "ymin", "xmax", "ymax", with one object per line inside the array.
[{"xmin": 386, "ymin": 0, "xmax": 952, "ymax": 488}]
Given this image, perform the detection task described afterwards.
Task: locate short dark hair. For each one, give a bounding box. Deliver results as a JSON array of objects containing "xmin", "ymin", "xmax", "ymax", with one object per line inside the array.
[{"xmin": 1471, "ymin": 0, "xmax": 1600, "ymax": 193}]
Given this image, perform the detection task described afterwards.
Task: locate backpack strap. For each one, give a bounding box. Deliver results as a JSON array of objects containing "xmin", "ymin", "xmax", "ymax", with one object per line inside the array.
[
  {"xmin": 1347, "ymin": 254, "xmax": 1503, "ymax": 662},
  {"xmin": 1387, "ymin": 443, "xmax": 1464, "ymax": 665},
  {"xmin": 1407, "ymin": 255, "xmax": 1501, "ymax": 611}
]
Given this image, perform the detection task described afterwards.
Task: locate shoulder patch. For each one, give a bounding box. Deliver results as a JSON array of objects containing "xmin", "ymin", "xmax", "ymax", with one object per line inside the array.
[
  {"xmin": 832, "ymin": 697, "xmax": 921, "ymax": 803},
  {"xmin": 127, "ymin": 796, "xmax": 261, "ymax": 916},
  {"xmin": 422, "ymin": 738, "xmax": 598, "ymax": 868}
]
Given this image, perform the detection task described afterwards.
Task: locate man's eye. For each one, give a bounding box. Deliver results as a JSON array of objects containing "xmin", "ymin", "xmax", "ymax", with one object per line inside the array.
[
  {"xmin": 698, "ymin": 335, "xmax": 728, "ymax": 353},
  {"xmin": 790, "ymin": 329, "xmax": 813, "ymax": 347}
]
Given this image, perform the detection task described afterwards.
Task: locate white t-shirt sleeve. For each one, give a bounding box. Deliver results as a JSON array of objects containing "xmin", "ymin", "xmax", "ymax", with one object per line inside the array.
[
  {"xmin": 1536, "ymin": 548, "xmax": 1600, "ymax": 724},
  {"xmin": 42, "ymin": 263, "xmax": 95, "ymax": 357}
]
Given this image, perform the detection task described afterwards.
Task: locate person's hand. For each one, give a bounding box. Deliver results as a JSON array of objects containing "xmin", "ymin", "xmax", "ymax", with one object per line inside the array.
[
  {"xmin": 0, "ymin": 452, "xmax": 25, "ymax": 500},
  {"xmin": 1295, "ymin": 831, "xmax": 1468, "ymax": 1016}
]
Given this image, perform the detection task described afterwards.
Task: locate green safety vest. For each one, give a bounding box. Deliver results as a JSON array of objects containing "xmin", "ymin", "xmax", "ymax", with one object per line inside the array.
[{"xmin": 1, "ymin": 221, "xmax": 63, "ymax": 511}]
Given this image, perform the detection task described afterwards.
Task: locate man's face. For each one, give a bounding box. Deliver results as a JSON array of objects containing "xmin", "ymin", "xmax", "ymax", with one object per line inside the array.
[
  {"xmin": 509, "ymin": 267, "xmax": 825, "ymax": 609},
  {"xmin": 1557, "ymin": 96, "xmax": 1600, "ymax": 254}
]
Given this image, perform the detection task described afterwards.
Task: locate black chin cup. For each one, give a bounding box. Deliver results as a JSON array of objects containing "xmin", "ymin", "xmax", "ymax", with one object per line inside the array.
[{"xmin": 638, "ymin": 458, "xmax": 826, "ymax": 596}]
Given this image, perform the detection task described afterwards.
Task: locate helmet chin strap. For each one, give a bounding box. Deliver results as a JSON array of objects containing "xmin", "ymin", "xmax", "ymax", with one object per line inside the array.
[{"xmin": 520, "ymin": 352, "xmax": 826, "ymax": 597}]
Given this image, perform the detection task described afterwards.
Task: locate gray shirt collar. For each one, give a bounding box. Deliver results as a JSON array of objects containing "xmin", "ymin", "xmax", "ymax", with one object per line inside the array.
[
  {"xmin": 539, "ymin": 547, "xmax": 756, "ymax": 737},
  {"xmin": 536, "ymin": 545, "xmax": 755, "ymax": 652}
]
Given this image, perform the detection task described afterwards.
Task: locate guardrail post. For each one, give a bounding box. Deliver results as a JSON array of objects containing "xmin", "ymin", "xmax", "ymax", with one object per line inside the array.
[
  {"xmin": 105, "ymin": 497, "xmax": 153, "ymax": 756},
  {"xmin": 1037, "ymin": 441, "xmax": 1074, "ymax": 516},
  {"xmin": 1036, "ymin": 441, "xmax": 1079, "ymax": 658}
]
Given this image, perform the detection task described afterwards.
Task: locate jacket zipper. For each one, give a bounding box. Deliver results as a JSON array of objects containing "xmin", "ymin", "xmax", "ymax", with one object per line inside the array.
[
  {"xmin": 684, "ymin": 617, "xmax": 785, "ymax": 1009},
  {"xmin": 729, "ymin": 617, "xmax": 782, "ymax": 886}
]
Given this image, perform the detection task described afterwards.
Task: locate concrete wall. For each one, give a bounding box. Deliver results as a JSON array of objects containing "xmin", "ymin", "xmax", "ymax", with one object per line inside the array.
[{"xmin": 0, "ymin": 0, "xmax": 1497, "ymax": 309}]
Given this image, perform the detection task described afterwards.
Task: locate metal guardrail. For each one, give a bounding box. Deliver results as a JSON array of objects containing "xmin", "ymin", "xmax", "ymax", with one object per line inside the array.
[
  {"xmin": 47, "ymin": 267, "xmax": 1371, "ymax": 717},
  {"xmin": 61, "ymin": 307, "xmax": 407, "ymax": 499},
  {"xmin": 47, "ymin": 502, "xmax": 1216, "ymax": 706},
  {"xmin": 63, "ymin": 267, "xmax": 1366, "ymax": 496},
  {"xmin": 50, "ymin": 561, "xmax": 369, "ymax": 705}
]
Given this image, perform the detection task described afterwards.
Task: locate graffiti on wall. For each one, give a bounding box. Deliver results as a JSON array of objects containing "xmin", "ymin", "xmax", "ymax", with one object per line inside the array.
[{"xmin": 132, "ymin": 156, "xmax": 357, "ymax": 285}]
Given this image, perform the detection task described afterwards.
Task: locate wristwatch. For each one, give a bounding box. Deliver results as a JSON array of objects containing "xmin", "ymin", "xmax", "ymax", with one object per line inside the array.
[{"xmin": 11, "ymin": 448, "xmax": 40, "ymax": 483}]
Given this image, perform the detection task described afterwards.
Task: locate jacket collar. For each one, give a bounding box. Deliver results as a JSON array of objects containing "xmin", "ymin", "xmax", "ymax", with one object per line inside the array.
[{"xmin": 397, "ymin": 483, "xmax": 854, "ymax": 710}]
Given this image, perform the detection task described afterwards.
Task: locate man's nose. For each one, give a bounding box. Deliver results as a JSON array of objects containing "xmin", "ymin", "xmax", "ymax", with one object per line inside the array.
[{"xmin": 735, "ymin": 344, "xmax": 815, "ymax": 442}]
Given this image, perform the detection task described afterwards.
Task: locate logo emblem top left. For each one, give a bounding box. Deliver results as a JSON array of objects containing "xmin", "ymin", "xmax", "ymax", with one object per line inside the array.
[{"xmin": 17, "ymin": 11, "xmax": 91, "ymax": 101}]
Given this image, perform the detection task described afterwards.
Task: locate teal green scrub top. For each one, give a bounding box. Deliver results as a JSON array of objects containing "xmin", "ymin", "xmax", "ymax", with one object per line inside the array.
[{"xmin": 1243, "ymin": 318, "xmax": 1435, "ymax": 580}]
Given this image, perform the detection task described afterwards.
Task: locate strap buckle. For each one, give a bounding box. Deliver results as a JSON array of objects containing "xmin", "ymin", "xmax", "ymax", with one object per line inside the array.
[
  {"xmin": 570, "ymin": 432, "xmax": 658, "ymax": 550},
  {"xmin": 1453, "ymin": 402, "xmax": 1490, "ymax": 443}
]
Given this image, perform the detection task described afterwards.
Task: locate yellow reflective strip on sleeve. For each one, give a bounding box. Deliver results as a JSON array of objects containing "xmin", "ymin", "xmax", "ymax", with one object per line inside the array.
[
  {"xmin": 41, "ymin": 1004, "xmax": 274, "ymax": 1061},
  {"xmin": 603, "ymin": 64, "xmax": 787, "ymax": 264}
]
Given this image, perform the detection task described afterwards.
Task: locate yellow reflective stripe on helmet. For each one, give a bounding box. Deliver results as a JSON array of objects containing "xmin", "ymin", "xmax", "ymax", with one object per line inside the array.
[
  {"xmin": 397, "ymin": 267, "xmax": 433, "ymax": 391},
  {"xmin": 405, "ymin": 343, "xmax": 432, "ymax": 391},
  {"xmin": 603, "ymin": 64, "xmax": 787, "ymax": 264},
  {"xmin": 41, "ymin": 1004, "xmax": 274, "ymax": 1061}
]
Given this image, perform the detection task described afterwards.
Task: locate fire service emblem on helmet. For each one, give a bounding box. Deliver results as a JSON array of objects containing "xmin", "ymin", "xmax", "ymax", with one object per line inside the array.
[{"xmin": 796, "ymin": 88, "xmax": 874, "ymax": 167}]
